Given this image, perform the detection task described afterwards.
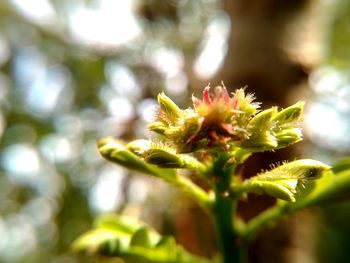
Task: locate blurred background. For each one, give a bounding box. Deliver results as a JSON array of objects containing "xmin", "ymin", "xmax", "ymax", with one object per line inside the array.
[{"xmin": 0, "ymin": 0, "xmax": 350, "ymax": 262}]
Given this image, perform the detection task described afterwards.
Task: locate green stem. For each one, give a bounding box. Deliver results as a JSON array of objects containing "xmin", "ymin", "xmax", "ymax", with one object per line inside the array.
[
  {"xmin": 214, "ymin": 195, "xmax": 241, "ymax": 263},
  {"xmin": 212, "ymin": 153, "xmax": 243, "ymax": 263}
]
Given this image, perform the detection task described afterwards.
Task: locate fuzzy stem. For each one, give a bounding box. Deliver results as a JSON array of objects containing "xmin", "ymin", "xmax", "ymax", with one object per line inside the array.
[{"xmin": 212, "ymin": 153, "xmax": 243, "ymax": 263}]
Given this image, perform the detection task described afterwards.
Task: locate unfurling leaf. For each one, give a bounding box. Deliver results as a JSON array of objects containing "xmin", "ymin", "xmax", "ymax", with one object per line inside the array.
[
  {"xmin": 98, "ymin": 137, "xmax": 177, "ymax": 181},
  {"xmin": 127, "ymin": 140, "xmax": 207, "ymax": 172},
  {"xmin": 98, "ymin": 137, "xmax": 156, "ymax": 175},
  {"xmin": 143, "ymin": 148, "xmax": 206, "ymax": 172},
  {"xmin": 98, "ymin": 138, "xmax": 150, "ymax": 172},
  {"xmin": 232, "ymin": 159, "xmax": 330, "ymax": 202}
]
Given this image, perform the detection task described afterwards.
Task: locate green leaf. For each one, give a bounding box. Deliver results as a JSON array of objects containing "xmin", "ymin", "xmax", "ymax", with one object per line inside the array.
[
  {"xmin": 128, "ymin": 139, "xmax": 207, "ymax": 173},
  {"xmin": 295, "ymin": 163, "xmax": 350, "ymax": 206},
  {"xmin": 98, "ymin": 138, "xmax": 210, "ymax": 211},
  {"xmin": 240, "ymin": 108, "xmax": 278, "ymax": 151},
  {"xmin": 232, "ymin": 159, "xmax": 330, "ymax": 202},
  {"xmin": 98, "ymin": 137, "xmax": 157, "ymax": 175},
  {"xmin": 127, "ymin": 139, "xmax": 152, "ymax": 156},
  {"xmin": 243, "ymin": 161, "xmax": 350, "ymax": 240},
  {"xmin": 130, "ymin": 227, "xmax": 159, "ymax": 248},
  {"xmin": 247, "ymin": 107, "xmax": 277, "ymax": 129},
  {"xmin": 331, "ymin": 157, "xmax": 350, "ymax": 174},
  {"xmin": 272, "ymin": 101, "xmax": 304, "ymax": 125},
  {"xmin": 274, "ymin": 127, "xmax": 302, "ymax": 149},
  {"xmin": 72, "ymin": 214, "xmax": 212, "ymax": 263},
  {"xmin": 240, "ymin": 103, "xmax": 304, "ymax": 152},
  {"xmin": 240, "ymin": 131, "xmax": 278, "ymax": 152},
  {"xmin": 98, "ymin": 137, "xmax": 176, "ymax": 179},
  {"xmin": 95, "ymin": 214, "xmax": 146, "ymax": 234},
  {"xmin": 72, "ymin": 228, "xmax": 130, "ymax": 254},
  {"xmin": 148, "ymin": 121, "xmax": 168, "ymax": 135},
  {"xmin": 143, "ymin": 148, "xmax": 186, "ymax": 168},
  {"xmin": 157, "ymin": 92, "xmax": 181, "ymax": 123},
  {"xmin": 251, "ymin": 179, "xmax": 298, "ymax": 201}
]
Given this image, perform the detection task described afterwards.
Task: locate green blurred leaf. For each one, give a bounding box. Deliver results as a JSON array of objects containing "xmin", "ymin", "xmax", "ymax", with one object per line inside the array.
[
  {"xmin": 331, "ymin": 157, "xmax": 350, "ymax": 174},
  {"xmin": 294, "ymin": 161, "xmax": 350, "ymax": 206},
  {"xmin": 73, "ymin": 214, "xmax": 212, "ymax": 263},
  {"xmin": 95, "ymin": 214, "xmax": 146, "ymax": 234},
  {"xmin": 72, "ymin": 228, "xmax": 130, "ymax": 254},
  {"xmin": 130, "ymin": 227, "xmax": 159, "ymax": 248}
]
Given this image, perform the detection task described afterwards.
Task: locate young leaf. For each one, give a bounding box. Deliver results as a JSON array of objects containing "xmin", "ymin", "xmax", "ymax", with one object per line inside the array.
[
  {"xmin": 127, "ymin": 140, "xmax": 207, "ymax": 172},
  {"xmin": 246, "ymin": 107, "xmax": 277, "ymax": 129},
  {"xmin": 98, "ymin": 137, "xmax": 156, "ymax": 175},
  {"xmin": 148, "ymin": 121, "xmax": 168, "ymax": 135},
  {"xmin": 240, "ymin": 108, "xmax": 278, "ymax": 151},
  {"xmin": 274, "ymin": 127, "xmax": 302, "ymax": 149},
  {"xmin": 272, "ymin": 101, "xmax": 304, "ymax": 125},
  {"xmin": 98, "ymin": 138, "xmax": 211, "ymax": 211},
  {"xmin": 157, "ymin": 92, "xmax": 181, "ymax": 123},
  {"xmin": 232, "ymin": 159, "xmax": 330, "ymax": 202},
  {"xmin": 143, "ymin": 148, "xmax": 186, "ymax": 168},
  {"xmin": 98, "ymin": 137, "xmax": 177, "ymax": 178}
]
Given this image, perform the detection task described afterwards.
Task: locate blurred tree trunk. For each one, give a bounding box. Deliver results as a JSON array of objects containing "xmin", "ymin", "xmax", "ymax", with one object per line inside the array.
[
  {"xmin": 215, "ymin": 0, "xmax": 330, "ymax": 106},
  {"xmin": 212, "ymin": 0, "xmax": 332, "ymax": 262}
]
